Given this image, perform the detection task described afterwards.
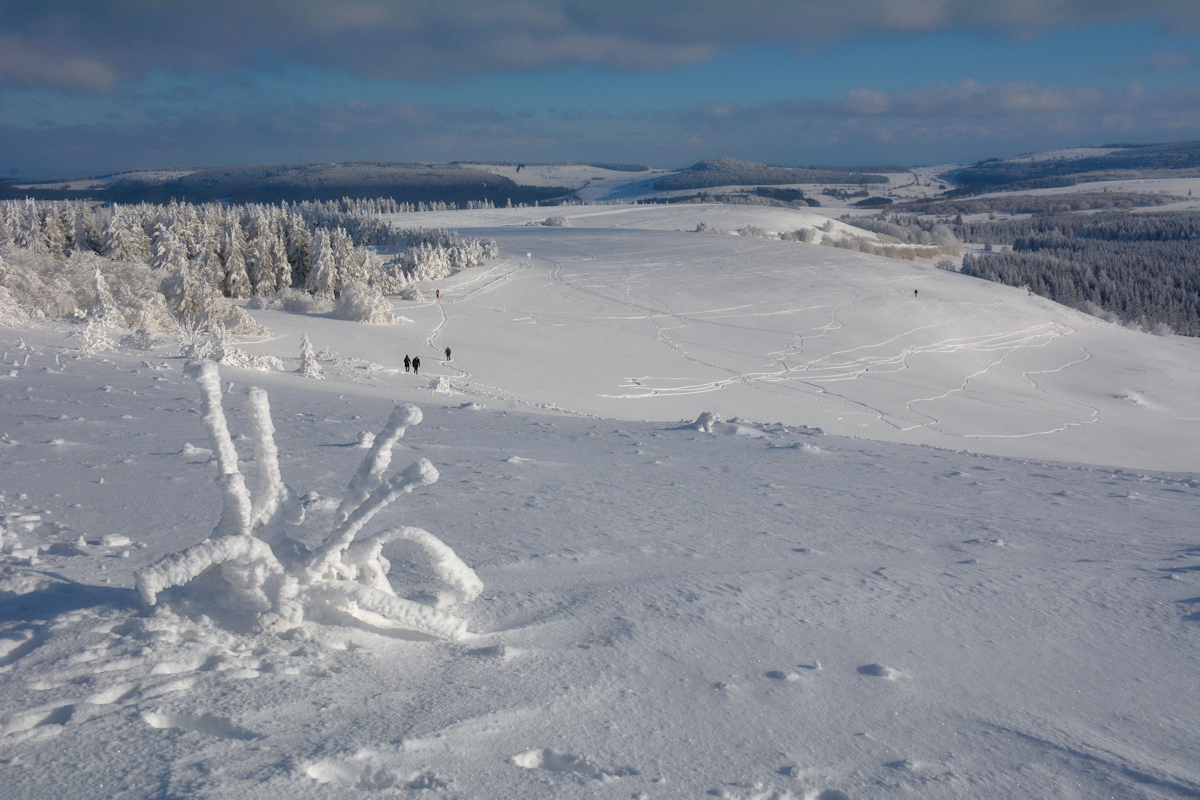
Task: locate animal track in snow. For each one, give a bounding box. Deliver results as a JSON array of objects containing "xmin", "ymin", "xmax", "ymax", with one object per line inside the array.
[
  {"xmin": 1, "ymin": 702, "xmax": 75, "ymax": 739},
  {"xmin": 511, "ymin": 748, "xmax": 637, "ymax": 782},
  {"xmin": 143, "ymin": 709, "xmax": 259, "ymax": 740},
  {"xmin": 857, "ymin": 663, "xmax": 901, "ymax": 679},
  {"xmin": 766, "ymin": 662, "xmax": 820, "ymax": 681},
  {"xmin": 305, "ymin": 755, "xmax": 447, "ymax": 791}
]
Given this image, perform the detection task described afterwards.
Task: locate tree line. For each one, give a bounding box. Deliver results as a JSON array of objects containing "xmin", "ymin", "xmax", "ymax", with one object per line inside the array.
[
  {"xmin": 0, "ymin": 198, "xmax": 497, "ymax": 330},
  {"xmin": 956, "ymin": 211, "xmax": 1200, "ymax": 335}
]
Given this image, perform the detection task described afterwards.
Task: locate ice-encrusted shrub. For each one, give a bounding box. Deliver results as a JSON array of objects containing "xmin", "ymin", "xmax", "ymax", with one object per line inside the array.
[
  {"xmin": 398, "ymin": 285, "xmax": 426, "ymax": 302},
  {"xmin": 248, "ymin": 288, "xmax": 334, "ymax": 315},
  {"xmin": 175, "ymin": 317, "xmax": 280, "ymax": 371},
  {"xmin": 134, "ymin": 361, "xmax": 482, "ymax": 639},
  {"xmin": 1076, "ymin": 300, "xmax": 1122, "ymax": 325},
  {"xmin": 119, "ymin": 328, "xmax": 161, "ymax": 350},
  {"xmin": 73, "ymin": 318, "xmax": 115, "ymax": 354},
  {"xmin": 0, "ymin": 285, "xmax": 30, "ymax": 327},
  {"xmin": 218, "ymin": 303, "xmax": 272, "ymax": 336},
  {"xmin": 333, "ymin": 281, "xmax": 395, "ymax": 324},
  {"xmin": 297, "ymin": 334, "xmax": 322, "ymax": 379},
  {"xmin": 543, "ymin": 216, "xmax": 569, "ymax": 227},
  {"xmin": 0, "ymin": 246, "xmax": 169, "ymax": 325}
]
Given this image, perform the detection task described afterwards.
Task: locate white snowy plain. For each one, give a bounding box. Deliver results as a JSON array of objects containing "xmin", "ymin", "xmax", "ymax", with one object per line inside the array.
[{"xmin": 1, "ymin": 203, "xmax": 1198, "ymax": 799}]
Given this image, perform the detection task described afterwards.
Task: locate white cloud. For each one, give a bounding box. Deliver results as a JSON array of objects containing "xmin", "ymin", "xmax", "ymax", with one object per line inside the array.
[
  {"xmin": 2, "ymin": 1, "xmax": 1199, "ymax": 90},
  {"xmin": 845, "ymin": 89, "xmax": 891, "ymax": 114},
  {"xmin": 0, "ymin": 36, "xmax": 119, "ymax": 92}
]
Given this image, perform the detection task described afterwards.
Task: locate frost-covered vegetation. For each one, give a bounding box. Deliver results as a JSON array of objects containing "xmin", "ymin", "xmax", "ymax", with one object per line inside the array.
[
  {"xmin": 690, "ymin": 213, "xmax": 958, "ymax": 259},
  {"xmin": 135, "ymin": 360, "xmax": 482, "ymax": 638},
  {"xmin": 637, "ymin": 187, "xmax": 821, "ymax": 209},
  {"xmin": 957, "ymin": 211, "xmax": 1200, "ymax": 335},
  {"xmin": 0, "ymin": 198, "xmax": 497, "ymax": 328},
  {"xmin": 838, "ymin": 214, "xmax": 961, "ymax": 251},
  {"xmin": 898, "ymin": 191, "xmax": 1182, "ymax": 216}
]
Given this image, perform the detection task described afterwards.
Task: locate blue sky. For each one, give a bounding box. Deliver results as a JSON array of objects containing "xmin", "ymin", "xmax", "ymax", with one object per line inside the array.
[{"xmin": 2, "ymin": 1, "xmax": 1198, "ymax": 177}]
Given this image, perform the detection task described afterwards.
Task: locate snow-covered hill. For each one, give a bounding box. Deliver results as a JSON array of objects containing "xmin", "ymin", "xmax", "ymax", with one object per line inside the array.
[{"xmin": 1, "ymin": 203, "xmax": 1197, "ymax": 798}]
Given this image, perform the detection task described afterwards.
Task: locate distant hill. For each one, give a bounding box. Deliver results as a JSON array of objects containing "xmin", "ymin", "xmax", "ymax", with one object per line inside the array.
[
  {"xmin": 951, "ymin": 140, "xmax": 1200, "ymax": 190},
  {"xmin": 1, "ymin": 161, "xmax": 575, "ymax": 206},
  {"xmin": 652, "ymin": 157, "xmax": 895, "ymax": 192},
  {"xmin": 452, "ymin": 160, "xmax": 650, "ymax": 172}
]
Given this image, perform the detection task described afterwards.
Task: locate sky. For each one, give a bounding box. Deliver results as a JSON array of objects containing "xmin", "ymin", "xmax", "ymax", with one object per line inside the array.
[{"xmin": 1, "ymin": 0, "xmax": 1199, "ymax": 177}]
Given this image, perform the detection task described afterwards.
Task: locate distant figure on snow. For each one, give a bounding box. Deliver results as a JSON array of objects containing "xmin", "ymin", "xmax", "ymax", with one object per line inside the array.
[
  {"xmin": 403, "ymin": 354, "xmax": 410, "ymax": 372},
  {"xmin": 445, "ymin": 346, "xmax": 451, "ymax": 361},
  {"xmin": 412, "ymin": 356, "xmax": 420, "ymax": 374},
  {"xmin": 914, "ymin": 289, "xmax": 919, "ymax": 298},
  {"xmin": 436, "ymin": 289, "xmax": 440, "ymax": 299}
]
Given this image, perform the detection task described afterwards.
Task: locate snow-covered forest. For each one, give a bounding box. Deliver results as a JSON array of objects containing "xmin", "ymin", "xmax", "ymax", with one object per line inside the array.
[
  {"xmin": 0, "ymin": 198, "xmax": 498, "ymax": 330},
  {"xmin": 956, "ymin": 211, "xmax": 1200, "ymax": 335}
]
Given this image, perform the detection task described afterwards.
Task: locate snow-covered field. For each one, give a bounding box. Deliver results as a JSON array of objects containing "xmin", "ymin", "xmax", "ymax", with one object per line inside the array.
[{"xmin": 1, "ymin": 203, "xmax": 1198, "ymax": 798}]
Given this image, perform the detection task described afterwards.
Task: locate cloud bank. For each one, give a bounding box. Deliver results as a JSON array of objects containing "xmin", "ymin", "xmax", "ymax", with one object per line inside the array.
[{"xmin": 2, "ymin": 0, "xmax": 1198, "ymax": 90}]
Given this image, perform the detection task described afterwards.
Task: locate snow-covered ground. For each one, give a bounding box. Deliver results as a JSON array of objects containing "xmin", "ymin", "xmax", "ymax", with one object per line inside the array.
[
  {"xmin": 1, "ymin": 203, "xmax": 1198, "ymax": 798},
  {"xmin": 467, "ymin": 164, "xmax": 675, "ymax": 204}
]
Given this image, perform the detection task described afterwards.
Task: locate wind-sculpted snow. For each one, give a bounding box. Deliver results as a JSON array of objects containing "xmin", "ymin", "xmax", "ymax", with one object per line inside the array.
[{"xmin": 133, "ymin": 360, "xmax": 482, "ymax": 640}]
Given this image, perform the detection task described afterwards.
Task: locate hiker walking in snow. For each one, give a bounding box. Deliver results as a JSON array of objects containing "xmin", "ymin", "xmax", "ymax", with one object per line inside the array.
[
  {"xmin": 444, "ymin": 346, "xmax": 451, "ymax": 361},
  {"xmin": 403, "ymin": 354, "xmax": 411, "ymax": 372},
  {"xmin": 412, "ymin": 356, "xmax": 420, "ymax": 374}
]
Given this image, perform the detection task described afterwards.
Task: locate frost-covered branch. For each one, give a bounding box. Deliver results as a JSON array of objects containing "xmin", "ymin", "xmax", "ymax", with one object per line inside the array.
[{"xmin": 133, "ymin": 361, "xmax": 481, "ymax": 640}]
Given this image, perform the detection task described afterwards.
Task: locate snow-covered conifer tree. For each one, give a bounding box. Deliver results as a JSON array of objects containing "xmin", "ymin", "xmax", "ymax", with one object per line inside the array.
[
  {"xmin": 159, "ymin": 257, "xmax": 208, "ymax": 320},
  {"xmin": 148, "ymin": 221, "xmax": 185, "ymax": 272},
  {"xmin": 305, "ymin": 230, "xmax": 336, "ymax": 299},
  {"xmin": 41, "ymin": 205, "xmax": 69, "ymax": 258},
  {"xmin": 284, "ymin": 214, "xmax": 312, "ymax": 287},
  {"xmin": 221, "ymin": 226, "xmax": 252, "ymax": 299},
  {"xmin": 101, "ymin": 208, "xmax": 149, "ymax": 262},
  {"xmin": 263, "ymin": 234, "xmax": 292, "ymax": 294},
  {"xmin": 87, "ymin": 264, "xmax": 125, "ymax": 327},
  {"xmin": 297, "ymin": 334, "xmax": 322, "ymax": 378}
]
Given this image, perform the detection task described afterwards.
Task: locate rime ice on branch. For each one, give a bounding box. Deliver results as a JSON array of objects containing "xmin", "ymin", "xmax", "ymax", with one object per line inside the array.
[{"xmin": 134, "ymin": 360, "xmax": 482, "ymax": 640}]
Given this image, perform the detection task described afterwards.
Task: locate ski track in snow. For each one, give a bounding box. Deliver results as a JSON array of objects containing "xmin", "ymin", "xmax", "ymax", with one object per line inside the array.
[{"xmin": 525, "ymin": 245, "xmax": 1103, "ymax": 446}]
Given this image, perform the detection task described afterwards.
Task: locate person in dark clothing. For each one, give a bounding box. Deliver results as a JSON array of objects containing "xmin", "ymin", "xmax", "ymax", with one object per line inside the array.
[
  {"xmin": 444, "ymin": 346, "xmax": 451, "ymax": 361},
  {"xmin": 403, "ymin": 354, "xmax": 410, "ymax": 372},
  {"xmin": 412, "ymin": 356, "xmax": 420, "ymax": 374}
]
